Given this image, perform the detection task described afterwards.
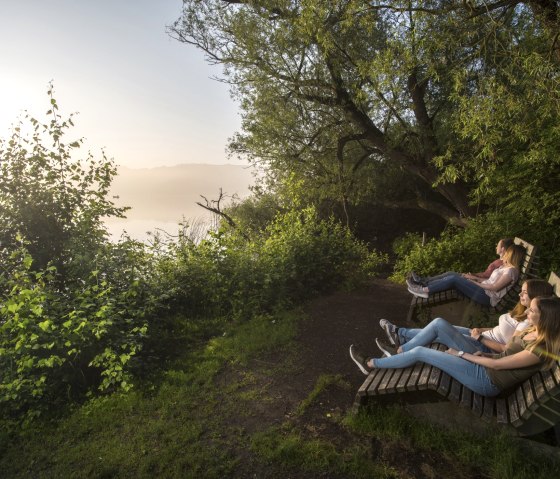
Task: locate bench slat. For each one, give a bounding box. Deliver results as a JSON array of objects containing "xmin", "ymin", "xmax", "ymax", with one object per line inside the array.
[
  {"xmin": 396, "ymin": 366, "xmax": 414, "ymax": 392},
  {"xmin": 406, "ymin": 362, "xmax": 425, "ymax": 390},
  {"xmin": 472, "ymin": 393, "xmax": 484, "ymax": 417},
  {"xmin": 482, "ymin": 397, "xmax": 495, "ymax": 422},
  {"xmin": 460, "ymin": 387, "xmax": 473, "ymax": 410},
  {"xmin": 367, "ymin": 369, "xmax": 389, "ymax": 394},
  {"xmin": 496, "ymin": 398, "xmax": 508, "ymax": 424},
  {"xmin": 448, "ymin": 378, "xmax": 462, "ymax": 403},
  {"xmin": 509, "ymin": 395, "xmax": 522, "ymax": 427},
  {"xmin": 385, "ymin": 369, "xmax": 405, "ymax": 394}
]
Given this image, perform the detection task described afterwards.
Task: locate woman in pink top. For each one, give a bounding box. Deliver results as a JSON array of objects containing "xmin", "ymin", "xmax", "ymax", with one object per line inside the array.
[{"xmin": 407, "ymin": 244, "xmax": 526, "ymax": 306}]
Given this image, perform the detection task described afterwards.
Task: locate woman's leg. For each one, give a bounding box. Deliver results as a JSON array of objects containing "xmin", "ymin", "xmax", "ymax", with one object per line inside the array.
[
  {"xmin": 428, "ymin": 275, "xmax": 491, "ymax": 306},
  {"xmin": 372, "ymin": 346, "xmax": 500, "ymax": 396},
  {"xmin": 400, "ymin": 318, "xmax": 482, "ymax": 353},
  {"xmin": 399, "ymin": 324, "xmax": 472, "ymax": 345},
  {"xmin": 424, "ymin": 272, "xmax": 459, "ymax": 286}
]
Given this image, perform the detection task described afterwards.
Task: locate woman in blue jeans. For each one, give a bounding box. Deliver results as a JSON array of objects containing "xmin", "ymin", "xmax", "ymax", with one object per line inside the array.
[
  {"xmin": 349, "ymin": 296, "xmax": 560, "ymax": 397},
  {"xmin": 384, "ymin": 278, "xmax": 554, "ymax": 355},
  {"xmin": 407, "ymin": 244, "xmax": 526, "ymax": 306}
]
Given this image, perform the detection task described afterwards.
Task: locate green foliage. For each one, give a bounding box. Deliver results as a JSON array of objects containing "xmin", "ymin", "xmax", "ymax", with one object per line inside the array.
[
  {"xmin": 0, "ymin": 245, "xmax": 148, "ymax": 421},
  {"xmin": 155, "ymin": 205, "xmax": 386, "ymax": 321},
  {"xmin": 0, "ymin": 84, "xmax": 127, "ymax": 275},
  {"xmin": 0, "ymin": 89, "xmax": 153, "ymax": 423},
  {"xmin": 390, "ymin": 218, "xmax": 505, "ymax": 283}
]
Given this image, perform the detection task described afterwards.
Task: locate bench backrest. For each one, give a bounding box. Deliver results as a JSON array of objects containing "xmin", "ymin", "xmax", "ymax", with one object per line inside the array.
[
  {"xmin": 548, "ymin": 271, "xmax": 560, "ymax": 297},
  {"xmin": 513, "ymin": 237, "xmax": 538, "ymax": 278}
]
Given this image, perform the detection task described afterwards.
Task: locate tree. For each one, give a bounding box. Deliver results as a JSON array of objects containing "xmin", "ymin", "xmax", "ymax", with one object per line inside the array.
[
  {"xmin": 169, "ymin": 1, "xmax": 559, "ymax": 227},
  {"xmin": 0, "ymin": 85, "xmax": 128, "ymax": 275}
]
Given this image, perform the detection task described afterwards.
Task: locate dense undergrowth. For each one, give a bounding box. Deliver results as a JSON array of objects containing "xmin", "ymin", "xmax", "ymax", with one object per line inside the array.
[{"xmin": 2, "ymin": 90, "xmax": 560, "ymax": 476}]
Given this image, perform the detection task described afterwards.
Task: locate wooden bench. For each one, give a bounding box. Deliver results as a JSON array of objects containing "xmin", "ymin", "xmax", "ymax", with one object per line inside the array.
[
  {"xmin": 355, "ymin": 272, "xmax": 560, "ymax": 438},
  {"xmin": 406, "ymin": 237, "xmax": 539, "ymax": 323}
]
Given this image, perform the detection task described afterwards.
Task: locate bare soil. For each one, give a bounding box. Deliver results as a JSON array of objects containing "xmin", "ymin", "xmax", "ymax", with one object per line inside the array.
[{"xmin": 220, "ymin": 278, "xmax": 488, "ymax": 478}]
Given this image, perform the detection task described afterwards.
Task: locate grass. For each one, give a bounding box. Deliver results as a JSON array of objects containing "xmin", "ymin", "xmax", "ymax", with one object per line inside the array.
[{"xmin": 1, "ymin": 307, "xmax": 559, "ymax": 478}]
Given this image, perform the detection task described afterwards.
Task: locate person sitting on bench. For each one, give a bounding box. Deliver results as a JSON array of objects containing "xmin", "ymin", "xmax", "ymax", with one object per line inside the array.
[
  {"xmin": 350, "ymin": 296, "xmax": 560, "ymax": 397},
  {"xmin": 378, "ymin": 278, "xmax": 554, "ymax": 356},
  {"xmin": 408, "ymin": 238, "xmax": 513, "ymax": 287},
  {"xmin": 406, "ymin": 244, "xmax": 526, "ymax": 306}
]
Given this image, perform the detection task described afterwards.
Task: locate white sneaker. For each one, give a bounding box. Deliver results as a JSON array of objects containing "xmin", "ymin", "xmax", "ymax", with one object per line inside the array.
[{"xmin": 408, "ymin": 283, "xmax": 429, "ymax": 299}]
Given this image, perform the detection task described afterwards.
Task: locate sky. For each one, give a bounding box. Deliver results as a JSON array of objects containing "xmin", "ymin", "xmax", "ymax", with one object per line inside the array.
[{"xmin": 0, "ymin": 0, "xmax": 243, "ymax": 168}]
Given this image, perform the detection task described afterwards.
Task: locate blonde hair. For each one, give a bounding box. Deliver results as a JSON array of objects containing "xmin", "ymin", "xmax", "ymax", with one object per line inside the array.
[
  {"xmin": 525, "ymin": 296, "xmax": 560, "ymax": 369},
  {"xmin": 510, "ymin": 279, "xmax": 554, "ymax": 321},
  {"xmin": 503, "ymin": 244, "xmax": 526, "ymax": 270}
]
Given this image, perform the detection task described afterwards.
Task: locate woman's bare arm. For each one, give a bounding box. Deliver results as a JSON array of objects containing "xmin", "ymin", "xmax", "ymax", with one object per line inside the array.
[{"xmin": 446, "ymin": 348, "xmax": 540, "ymax": 369}]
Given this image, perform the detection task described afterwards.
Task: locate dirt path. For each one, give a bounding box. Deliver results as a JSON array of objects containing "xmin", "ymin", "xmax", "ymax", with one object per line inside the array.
[{"xmin": 300, "ymin": 278, "xmax": 411, "ymax": 384}]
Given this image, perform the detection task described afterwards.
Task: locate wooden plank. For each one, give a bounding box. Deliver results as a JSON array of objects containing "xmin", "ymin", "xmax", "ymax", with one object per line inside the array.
[
  {"xmin": 406, "ymin": 362, "xmax": 425, "ymax": 390},
  {"xmin": 437, "ymin": 372, "xmax": 452, "ymax": 397},
  {"xmin": 509, "ymin": 395, "xmax": 522, "ymax": 427},
  {"xmin": 551, "ymin": 363, "xmax": 560, "ymax": 386},
  {"xmin": 367, "ymin": 369, "xmax": 389, "ymax": 395},
  {"xmin": 472, "ymin": 393, "xmax": 484, "ymax": 417},
  {"xmin": 482, "ymin": 397, "xmax": 495, "ymax": 423},
  {"xmin": 541, "ymin": 369, "xmax": 557, "ymax": 393},
  {"xmin": 460, "ymin": 387, "xmax": 473, "ymax": 409},
  {"xmin": 516, "ymin": 384, "xmax": 528, "ymax": 420},
  {"xmin": 496, "ymin": 398, "xmax": 508, "ymax": 424},
  {"xmin": 448, "ymin": 378, "xmax": 462, "ymax": 404},
  {"xmin": 396, "ymin": 366, "xmax": 414, "ymax": 392},
  {"xmin": 385, "ymin": 368, "xmax": 405, "ymax": 394},
  {"xmin": 533, "ymin": 372, "xmax": 547, "ymax": 402},
  {"xmin": 522, "ymin": 379, "xmax": 537, "ymax": 415},
  {"xmin": 417, "ymin": 362, "xmax": 433, "ymax": 391},
  {"xmin": 376, "ymin": 368, "xmax": 398, "ymax": 395},
  {"xmin": 428, "ymin": 366, "xmax": 442, "ymax": 391},
  {"xmin": 357, "ymin": 372, "xmax": 377, "ymax": 398}
]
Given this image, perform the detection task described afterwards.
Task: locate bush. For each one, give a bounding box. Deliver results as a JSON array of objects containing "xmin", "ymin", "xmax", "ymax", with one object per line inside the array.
[
  {"xmin": 153, "ymin": 206, "xmax": 386, "ymax": 321},
  {"xmin": 0, "ymin": 244, "xmax": 149, "ymax": 422}
]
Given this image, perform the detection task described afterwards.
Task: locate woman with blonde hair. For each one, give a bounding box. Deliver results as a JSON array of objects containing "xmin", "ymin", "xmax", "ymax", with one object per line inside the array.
[
  {"xmin": 378, "ymin": 278, "xmax": 554, "ymax": 356},
  {"xmin": 350, "ymin": 296, "xmax": 560, "ymax": 397},
  {"xmin": 407, "ymin": 244, "xmax": 526, "ymax": 307}
]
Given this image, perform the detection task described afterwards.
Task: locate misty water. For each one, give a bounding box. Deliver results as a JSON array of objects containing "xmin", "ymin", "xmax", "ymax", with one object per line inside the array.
[{"xmin": 104, "ymin": 164, "xmax": 254, "ymax": 243}]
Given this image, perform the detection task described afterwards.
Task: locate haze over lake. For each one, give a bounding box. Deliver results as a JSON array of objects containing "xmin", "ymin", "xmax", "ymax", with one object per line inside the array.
[{"xmin": 106, "ymin": 164, "xmax": 256, "ymax": 241}]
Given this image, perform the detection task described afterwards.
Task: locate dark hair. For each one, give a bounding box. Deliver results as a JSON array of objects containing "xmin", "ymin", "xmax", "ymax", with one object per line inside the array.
[{"xmin": 500, "ymin": 238, "xmax": 514, "ymax": 250}]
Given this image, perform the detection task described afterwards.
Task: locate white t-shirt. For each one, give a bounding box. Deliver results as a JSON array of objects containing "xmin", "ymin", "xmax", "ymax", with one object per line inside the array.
[
  {"xmin": 482, "ymin": 266, "xmax": 519, "ymax": 306},
  {"xmin": 481, "ymin": 313, "xmax": 529, "ymax": 344}
]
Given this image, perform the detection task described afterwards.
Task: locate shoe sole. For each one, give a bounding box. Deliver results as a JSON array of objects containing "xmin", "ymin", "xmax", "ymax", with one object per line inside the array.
[
  {"xmin": 375, "ymin": 338, "xmax": 394, "ymax": 357},
  {"xmin": 407, "ymin": 286, "xmax": 429, "ymax": 299},
  {"xmin": 349, "ymin": 345, "xmax": 370, "ymax": 375}
]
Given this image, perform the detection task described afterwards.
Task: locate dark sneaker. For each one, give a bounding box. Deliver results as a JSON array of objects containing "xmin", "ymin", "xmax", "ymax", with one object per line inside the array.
[
  {"xmin": 405, "ymin": 278, "xmax": 417, "ymax": 291},
  {"xmin": 379, "ymin": 318, "xmax": 399, "ymax": 347},
  {"xmin": 407, "ymin": 283, "xmax": 429, "ymax": 299},
  {"xmin": 375, "ymin": 338, "xmax": 398, "ymax": 357},
  {"xmin": 410, "ymin": 271, "xmax": 427, "ymax": 286},
  {"xmin": 349, "ymin": 344, "xmax": 373, "ymax": 375}
]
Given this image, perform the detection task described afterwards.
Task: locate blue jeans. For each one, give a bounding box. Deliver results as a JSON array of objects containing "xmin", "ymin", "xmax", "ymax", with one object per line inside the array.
[
  {"xmin": 372, "ymin": 345, "xmax": 501, "ymax": 396},
  {"xmin": 398, "ymin": 322, "xmax": 493, "ymax": 354},
  {"xmin": 426, "ymin": 272, "xmax": 491, "ymax": 306}
]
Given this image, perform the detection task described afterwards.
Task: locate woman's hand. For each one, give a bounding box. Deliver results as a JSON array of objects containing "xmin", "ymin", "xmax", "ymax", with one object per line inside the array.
[
  {"xmin": 471, "ymin": 328, "xmax": 482, "ymax": 338},
  {"xmin": 446, "ymin": 348, "xmax": 458, "ymax": 356}
]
